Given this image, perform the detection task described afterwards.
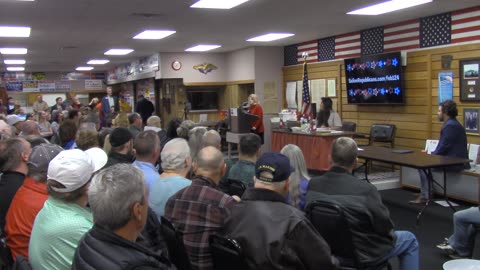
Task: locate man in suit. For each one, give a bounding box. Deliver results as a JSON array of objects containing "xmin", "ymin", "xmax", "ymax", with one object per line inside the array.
[
  {"xmin": 135, "ymin": 95, "xmax": 155, "ymax": 125},
  {"xmin": 410, "ymin": 100, "xmax": 469, "ymax": 204},
  {"xmin": 101, "ymin": 87, "xmax": 119, "ymax": 127}
]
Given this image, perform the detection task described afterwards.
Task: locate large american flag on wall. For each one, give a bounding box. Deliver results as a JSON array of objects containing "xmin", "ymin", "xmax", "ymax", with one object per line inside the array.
[
  {"xmin": 451, "ymin": 6, "xmax": 480, "ymax": 44},
  {"xmin": 297, "ymin": 40, "xmax": 318, "ymax": 63}
]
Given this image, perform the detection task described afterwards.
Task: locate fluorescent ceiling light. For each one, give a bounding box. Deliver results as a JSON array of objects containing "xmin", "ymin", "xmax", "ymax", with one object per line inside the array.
[
  {"xmin": 7, "ymin": 67, "xmax": 24, "ymax": 71},
  {"xmin": 185, "ymin": 44, "xmax": 221, "ymax": 52},
  {"xmin": 4, "ymin": 59, "xmax": 25, "ymax": 64},
  {"xmin": 347, "ymin": 0, "xmax": 433, "ymax": 15},
  {"xmin": 0, "ymin": 48, "xmax": 27, "ymax": 54},
  {"xmin": 0, "ymin": 26, "xmax": 31, "ymax": 37},
  {"xmin": 247, "ymin": 33, "xmax": 295, "ymax": 42},
  {"xmin": 104, "ymin": 49, "xmax": 134, "ymax": 55},
  {"xmin": 87, "ymin": 59, "xmax": 110, "ymax": 65},
  {"xmin": 133, "ymin": 30, "xmax": 176, "ymax": 40},
  {"xmin": 76, "ymin": 66, "xmax": 94, "ymax": 71},
  {"xmin": 190, "ymin": 0, "xmax": 250, "ymax": 9}
]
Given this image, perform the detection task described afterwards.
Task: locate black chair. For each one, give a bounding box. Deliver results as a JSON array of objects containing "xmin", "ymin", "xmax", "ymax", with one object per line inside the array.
[
  {"xmin": 225, "ymin": 179, "xmax": 247, "ymax": 197},
  {"xmin": 342, "ymin": 121, "xmax": 357, "ymax": 132},
  {"xmin": 160, "ymin": 217, "xmax": 192, "ymax": 270},
  {"xmin": 0, "ymin": 231, "xmax": 13, "ymax": 270},
  {"xmin": 305, "ymin": 200, "xmax": 391, "ymax": 270},
  {"xmin": 209, "ymin": 234, "xmax": 249, "ymax": 270},
  {"xmin": 11, "ymin": 256, "xmax": 31, "ymax": 270}
]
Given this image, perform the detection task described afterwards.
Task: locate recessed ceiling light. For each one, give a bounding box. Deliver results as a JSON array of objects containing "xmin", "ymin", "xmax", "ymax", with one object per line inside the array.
[
  {"xmin": 87, "ymin": 59, "xmax": 110, "ymax": 65},
  {"xmin": 133, "ymin": 30, "xmax": 176, "ymax": 40},
  {"xmin": 247, "ymin": 33, "xmax": 295, "ymax": 42},
  {"xmin": 104, "ymin": 49, "xmax": 134, "ymax": 55},
  {"xmin": 76, "ymin": 66, "xmax": 94, "ymax": 71},
  {"xmin": 185, "ymin": 45, "xmax": 221, "ymax": 52},
  {"xmin": 0, "ymin": 48, "xmax": 27, "ymax": 54},
  {"xmin": 190, "ymin": 0, "xmax": 250, "ymax": 9},
  {"xmin": 347, "ymin": 0, "xmax": 433, "ymax": 15},
  {"xmin": 4, "ymin": 59, "xmax": 25, "ymax": 64},
  {"xmin": 7, "ymin": 67, "xmax": 24, "ymax": 71},
  {"xmin": 0, "ymin": 26, "xmax": 31, "ymax": 37}
]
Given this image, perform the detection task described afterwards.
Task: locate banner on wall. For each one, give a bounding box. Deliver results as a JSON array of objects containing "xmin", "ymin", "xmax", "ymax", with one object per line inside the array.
[
  {"xmin": 22, "ymin": 81, "xmax": 39, "ymax": 92},
  {"xmin": 5, "ymin": 81, "xmax": 22, "ymax": 91},
  {"xmin": 438, "ymin": 71, "xmax": 454, "ymax": 103},
  {"xmin": 55, "ymin": 81, "xmax": 71, "ymax": 91},
  {"xmin": 38, "ymin": 80, "xmax": 56, "ymax": 92},
  {"xmin": 85, "ymin": 79, "xmax": 103, "ymax": 90}
]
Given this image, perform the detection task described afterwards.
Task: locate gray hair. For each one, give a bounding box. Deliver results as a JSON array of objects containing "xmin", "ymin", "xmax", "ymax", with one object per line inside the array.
[
  {"xmin": 189, "ymin": 126, "xmax": 208, "ymax": 160},
  {"xmin": 128, "ymin": 113, "xmax": 141, "ymax": 125},
  {"xmin": 202, "ymin": 130, "xmax": 221, "ymax": 149},
  {"xmin": 280, "ymin": 144, "xmax": 310, "ymax": 208},
  {"xmin": 0, "ymin": 138, "xmax": 29, "ymax": 171},
  {"xmin": 146, "ymin": 116, "xmax": 161, "ymax": 128},
  {"xmin": 161, "ymin": 138, "xmax": 190, "ymax": 170},
  {"xmin": 196, "ymin": 146, "xmax": 224, "ymax": 174},
  {"xmin": 331, "ymin": 137, "xmax": 358, "ymax": 168},
  {"xmin": 134, "ymin": 130, "xmax": 160, "ymax": 158},
  {"xmin": 88, "ymin": 164, "xmax": 146, "ymax": 231},
  {"xmin": 21, "ymin": 120, "xmax": 40, "ymax": 136},
  {"xmin": 176, "ymin": 120, "xmax": 195, "ymax": 139}
]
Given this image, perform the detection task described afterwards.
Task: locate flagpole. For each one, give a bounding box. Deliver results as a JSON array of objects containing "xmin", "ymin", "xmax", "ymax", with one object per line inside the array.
[{"xmin": 301, "ymin": 52, "xmax": 311, "ymax": 120}]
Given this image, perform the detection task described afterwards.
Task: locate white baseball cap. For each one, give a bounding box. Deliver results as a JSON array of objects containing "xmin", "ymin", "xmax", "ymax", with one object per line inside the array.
[
  {"xmin": 47, "ymin": 147, "xmax": 108, "ymax": 193},
  {"xmin": 5, "ymin": 115, "xmax": 25, "ymax": 126}
]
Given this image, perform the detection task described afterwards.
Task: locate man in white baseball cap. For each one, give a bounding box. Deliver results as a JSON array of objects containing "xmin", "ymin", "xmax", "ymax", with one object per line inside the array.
[{"xmin": 29, "ymin": 148, "xmax": 107, "ymax": 270}]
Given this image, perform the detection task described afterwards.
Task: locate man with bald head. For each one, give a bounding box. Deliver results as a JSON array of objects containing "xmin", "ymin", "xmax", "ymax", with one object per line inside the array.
[
  {"xmin": 202, "ymin": 130, "xmax": 221, "ymax": 149},
  {"xmin": 164, "ymin": 146, "xmax": 236, "ymax": 270}
]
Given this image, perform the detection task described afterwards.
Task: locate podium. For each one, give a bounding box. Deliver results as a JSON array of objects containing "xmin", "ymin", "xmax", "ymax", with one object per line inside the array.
[{"xmin": 226, "ymin": 107, "xmax": 259, "ymax": 158}]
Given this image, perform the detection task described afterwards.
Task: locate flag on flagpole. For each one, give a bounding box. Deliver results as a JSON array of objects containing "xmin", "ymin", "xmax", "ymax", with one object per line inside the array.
[{"xmin": 301, "ymin": 61, "xmax": 312, "ymax": 119}]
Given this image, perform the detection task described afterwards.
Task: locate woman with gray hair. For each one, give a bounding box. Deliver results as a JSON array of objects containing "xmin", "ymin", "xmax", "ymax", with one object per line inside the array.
[
  {"xmin": 280, "ymin": 144, "xmax": 311, "ymax": 210},
  {"xmin": 188, "ymin": 126, "xmax": 208, "ymax": 161}
]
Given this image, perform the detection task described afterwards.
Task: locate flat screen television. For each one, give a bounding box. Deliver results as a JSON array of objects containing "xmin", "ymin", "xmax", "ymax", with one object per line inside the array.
[{"xmin": 345, "ymin": 52, "xmax": 403, "ymax": 104}]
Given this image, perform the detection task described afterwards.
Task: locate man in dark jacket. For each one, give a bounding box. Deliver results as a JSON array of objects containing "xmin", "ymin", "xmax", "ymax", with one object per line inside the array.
[
  {"xmin": 135, "ymin": 95, "xmax": 155, "ymax": 125},
  {"xmin": 307, "ymin": 137, "xmax": 419, "ymax": 270},
  {"xmin": 72, "ymin": 164, "xmax": 174, "ymax": 270},
  {"xmin": 411, "ymin": 99, "xmax": 469, "ymax": 204},
  {"xmin": 222, "ymin": 152, "xmax": 336, "ymax": 270},
  {"xmin": 104, "ymin": 127, "xmax": 135, "ymax": 168}
]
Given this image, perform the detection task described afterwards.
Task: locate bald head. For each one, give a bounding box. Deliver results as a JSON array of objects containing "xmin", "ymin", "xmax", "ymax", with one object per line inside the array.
[
  {"xmin": 21, "ymin": 120, "xmax": 40, "ymax": 136},
  {"xmin": 202, "ymin": 130, "xmax": 221, "ymax": 149},
  {"xmin": 195, "ymin": 146, "xmax": 225, "ymax": 182}
]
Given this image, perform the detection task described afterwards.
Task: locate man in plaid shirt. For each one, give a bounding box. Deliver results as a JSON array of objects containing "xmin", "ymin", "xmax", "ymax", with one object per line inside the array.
[{"xmin": 164, "ymin": 146, "xmax": 237, "ymax": 270}]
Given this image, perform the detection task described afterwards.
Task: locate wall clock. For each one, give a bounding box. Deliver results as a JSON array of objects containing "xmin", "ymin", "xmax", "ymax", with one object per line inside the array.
[{"xmin": 172, "ymin": 60, "xmax": 182, "ymax": 71}]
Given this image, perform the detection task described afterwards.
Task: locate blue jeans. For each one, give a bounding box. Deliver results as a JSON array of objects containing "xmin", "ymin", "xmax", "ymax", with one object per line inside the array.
[
  {"xmin": 418, "ymin": 169, "xmax": 432, "ymax": 199},
  {"xmin": 449, "ymin": 207, "xmax": 480, "ymax": 257},
  {"xmin": 382, "ymin": 231, "xmax": 419, "ymax": 270}
]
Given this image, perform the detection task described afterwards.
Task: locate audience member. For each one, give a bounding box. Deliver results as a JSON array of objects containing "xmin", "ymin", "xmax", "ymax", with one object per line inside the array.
[
  {"xmin": 50, "ymin": 97, "xmax": 65, "ymax": 113},
  {"xmin": 222, "ymin": 152, "xmax": 336, "ymax": 270},
  {"xmin": 20, "ymin": 120, "xmax": 41, "ymax": 136},
  {"xmin": 149, "ymin": 138, "xmax": 191, "ymax": 218},
  {"xmin": 176, "ymin": 120, "xmax": 195, "ymax": 140},
  {"xmin": 128, "ymin": 112, "xmax": 143, "ymax": 138},
  {"xmin": 5, "ymin": 114, "xmax": 25, "ymax": 135},
  {"xmin": 6, "ymin": 97, "xmax": 15, "ymax": 115},
  {"xmin": 76, "ymin": 129, "xmax": 99, "ymax": 151},
  {"xmin": 411, "ymin": 100, "xmax": 469, "ymax": 205},
  {"xmin": 32, "ymin": 95, "xmax": 49, "ymax": 114},
  {"xmin": 104, "ymin": 127, "xmax": 135, "ymax": 168},
  {"xmin": 201, "ymin": 129, "xmax": 232, "ymax": 184},
  {"xmin": 68, "ymin": 109, "xmax": 81, "ymax": 125},
  {"xmin": 280, "ymin": 144, "xmax": 310, "ymax": 210},
  {"xmin": 29, "ymin": 148, "xmax": 107, "ymax": 270},
  {"xmin": 23, "ymin": 135, "xmax": 49, "ymax": 148},
  {"xmin": 165, "ymin": 146, "xmax": 236, "ymax": 270},
  {"xmin": 0, "ymin": 138, "xmax": 31, "ymax": 230},
  {"xmin": 316, "ymin": 97, "xmax": 342, "ymax": 130},
  {"xmin": 133, "ymin": 131, "xmax": 162, "ymax": 190},
  {"xmin": 226, "ymin": 134, "xmax": 261, "ymax": 188},
  {"xmin": 307, "ymin": 137, "xmax": 419, "ymax": 270},
  {"xmin": 71, "ymin": 164, "xmax": 174, "ymax": 270},
  {"xmin": 101, "ymin": 87, "xmax": 119, "ymax": 127},
  {"xmin": 80, "ymin": 111, "xmax": 100, "ymax": 131},
  {"xmin": 59, "ymin": 120, "xmax": 78, "ymax": 149},
  {"xmin": 97, "ymin": 128, "xmax": 112, "ymax": 149},
  {"xmin": 0, "ymin": 119, "xmax": 12, "ymax": 139},
  {"xmin": 5, "ymin": 144, "xmax": 63, "ymax": 260},
  {"xmin": 188, "ymin": 126, "xmax": 208, "ymax": 161},
  {"xmin": 144, "ymin": 115, "xmax": 162, "ymax": 133},
  {"xmin": 166, "ymin": 118, "xmax": 182, "ymax": 141},
  {"xmin": 135, "ymin": 95, "xmax": 155, "ymax": 125},
  {"xmin": 111, "ymin": 112, "xmax": 129, "ymax": 128},
  {"xmin": 37, "ymin": 111, "xmax": 53, "ymax": 137}
]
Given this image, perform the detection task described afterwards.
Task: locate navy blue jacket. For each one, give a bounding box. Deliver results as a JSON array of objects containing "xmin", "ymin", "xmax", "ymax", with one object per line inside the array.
[{"xmin": 433, "ymin": 118, "xmax": 470, "ymax": 170}]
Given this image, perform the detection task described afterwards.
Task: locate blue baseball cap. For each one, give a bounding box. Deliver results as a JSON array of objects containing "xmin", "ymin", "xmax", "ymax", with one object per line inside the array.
[{"xmin": 255, "ymin": 152, "xmax": 293, "ymax": 182}]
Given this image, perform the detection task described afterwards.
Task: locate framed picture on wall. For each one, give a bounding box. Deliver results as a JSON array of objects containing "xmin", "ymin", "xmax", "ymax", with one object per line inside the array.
[
  {"xmin": 460, "ymin": 59, "xmax": 480, "ymax": 101},
  {"xmin": 464, "ymin": 108, "xmax": 479, "ymax": 134}
]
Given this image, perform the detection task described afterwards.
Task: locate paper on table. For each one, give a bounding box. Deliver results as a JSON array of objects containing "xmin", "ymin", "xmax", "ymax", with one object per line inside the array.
[
  {"xmin": 469, "ymin": 144, "xmax": 480, "ymax": 164},
  {"xmin": 434, "ymin": 200, "xmax": 459, "ymax": 207},
  {"xmin": 425, "ymin": 139, "xmax": 439, "ymax": 154},
  {"xmin": 286, "ymin": 82, "xmax": 297, "ymax": 108}
]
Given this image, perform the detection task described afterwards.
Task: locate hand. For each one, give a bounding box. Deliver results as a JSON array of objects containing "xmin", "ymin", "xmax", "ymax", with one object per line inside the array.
[{"xmin": 232, "ymin": 195, "xmax": 241, "ymax": 202}]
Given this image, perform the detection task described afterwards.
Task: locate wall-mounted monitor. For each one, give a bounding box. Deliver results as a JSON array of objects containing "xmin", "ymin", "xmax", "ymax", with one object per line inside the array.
[{"xmin": 345, "ymin": 52, "xmax": 404, "ymax": 105}]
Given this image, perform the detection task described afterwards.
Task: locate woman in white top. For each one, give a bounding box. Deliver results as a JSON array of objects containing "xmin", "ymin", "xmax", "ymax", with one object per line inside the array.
[{"xmin": 316, "ymin": 97, "xmax": 342, "ymax": 130}]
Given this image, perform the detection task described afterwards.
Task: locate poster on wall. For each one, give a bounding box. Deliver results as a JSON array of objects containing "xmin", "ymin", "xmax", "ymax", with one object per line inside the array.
[
  {"xmin": 22, "ymin": 80, "xmax": 39, "ymax": 92},
  {"xmin": 5, "ymin": 81, "xmax": 22, "ymax": 91},
  {"xmin": 438, "ymin": 71, "xmax": 453, "ymax": 103},
  {"xmin": 85, "ymin": 79, "xmax": 103, "ymax": 90},
  {"xmin": 38, "ymin": 81, "xmax": 56, "ymax": 92},
  {"xmin": 55, "ymin": 81, "xmax": 71, "ymax": 92},
  {"xmin": 464, "ymin": 108, "xmax": 479, "ymax": 134},
  {"xmin": 460, "ymin": 59, "xmax": 480, "ymax": 102}
]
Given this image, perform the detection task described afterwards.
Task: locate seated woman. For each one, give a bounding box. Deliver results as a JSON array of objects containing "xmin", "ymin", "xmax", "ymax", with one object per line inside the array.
[
  {"xmin": 316, "ymin": 97, "xmax": 342, "ymax": 130},
  {"xmin": 280, "ymin": 144, "xmax": 310, "ymax": 210}
]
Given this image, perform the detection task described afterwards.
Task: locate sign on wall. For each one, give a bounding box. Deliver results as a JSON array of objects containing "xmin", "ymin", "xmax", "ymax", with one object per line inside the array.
[
  {"xmin": 85, "ymin": 79, "xmax": 103, "ymax": 90},
  {"xmin": 22, "ymin": 81, "xmax": 39, "ymax": 92}
]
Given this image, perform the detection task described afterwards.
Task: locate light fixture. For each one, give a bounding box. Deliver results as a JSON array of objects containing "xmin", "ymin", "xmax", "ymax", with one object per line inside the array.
[
  {"xmin": 4, "ymin": 59, "xmax": 25, "ymax": 64},
  {"xmin": 133, "ymin": 30, "xmax": 176, "ymax": 40},
  {"xmin": 87, "ymin": 59, "xmax": 110, "ymax": 65},
  {"xmin": 247, "ymin": 33, "xmax": 295, "ymax": 42},
  {"xmin": 347, "ymin": 0, "xmax": 433, "ymax": 15},
  {"xmin": 0, "ymin": 48, "xmax": 28, "ymax": 54},
  {"xmin": 0, "ymin": 26, "xmax": 31, "ymax": 37},
  {"xmin": 185, "ymin": 44, "xmax": 221, "ymax": 52},
  {"xmin": 76, "ymin": 66, "xmax": 94, "ymax": 71},
  {"xmin": 190, "ymin": 0, "xmax": 250, "ymax": 9},
  {"xmin": 6, "ymin": 67, "xmax": 24, "ymax": 71},
  {"xmin": 104, "ymin": 49, "xmax": 134, "ymax": 55}
]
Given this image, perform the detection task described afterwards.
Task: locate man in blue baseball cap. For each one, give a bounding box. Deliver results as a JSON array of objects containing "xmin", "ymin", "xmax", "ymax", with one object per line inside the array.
[{"xmin": 220, "ymin": 152, "xmax": 337, "ymax": 270}]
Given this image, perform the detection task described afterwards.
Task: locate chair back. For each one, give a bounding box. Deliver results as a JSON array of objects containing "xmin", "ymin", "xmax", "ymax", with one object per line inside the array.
[
  {"xmin": 226, "ymin": 179, "xmax": 247, "ymax": 197},
  {"xmin": 210, "ymin": 234, "xmax": 249, "ymax": 270},
  {"xmin": 160, "ymin": 217, "xmax": 192, "ymax": 270},
  {"xmin": 369, "ymin": 124, "xmax": 396, "ymax": 147},
  {"xmin": 342, "ymin": 121, "xmax": 357, "ymax": 132},
  {"xmin": 12, "ymin": 255, "xmax": 31, "ymax": 270},
  {"xmin": 0, "ymin": 230, "xmax": 13, "ymax": 269}
]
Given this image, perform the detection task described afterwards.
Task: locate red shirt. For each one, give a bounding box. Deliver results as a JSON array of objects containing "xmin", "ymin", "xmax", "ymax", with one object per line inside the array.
[
  {"xmin": 5, "ymin": 177, "xmax": 48, "ymax": 260},
  {"xmin": 249, "ymin": 104, "xmax": 264, "ymax": 133}
]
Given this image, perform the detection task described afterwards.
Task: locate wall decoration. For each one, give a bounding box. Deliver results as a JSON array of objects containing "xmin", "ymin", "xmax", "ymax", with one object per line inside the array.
[
  {"xmin": 464, "ymin": 108, "xmax": 479, "ymax": 134},
  {"xmin": 172, "ymin": 60, "xmax": 182, "ymax": 71},
  {"xmin": 460, "ymin": 59, "xmax": 480, "ymax": 101},
  {"xmin": 193, "ymin": 63, "xmax": 218, "ymax": 74},
  {"xmin": 438, "ymin": 71, "xmax": 453, "ymax": 103}
]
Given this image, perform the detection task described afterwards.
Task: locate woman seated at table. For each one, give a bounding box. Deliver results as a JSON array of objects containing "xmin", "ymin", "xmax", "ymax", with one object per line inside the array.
[{"xmin": 316, "ymin": 97, "xmax": 342, "ymax": 130}]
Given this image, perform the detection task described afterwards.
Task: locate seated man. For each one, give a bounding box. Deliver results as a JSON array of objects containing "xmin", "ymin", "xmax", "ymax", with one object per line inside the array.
[
  {"xmin": 225, "ymin": 133, "xmax": 261, "ymax": 188},
  {"xmin": 164, "ymin": 146, "xmax": 236, "ymax": 270},
  {"xmin": 222, "ymin": 152, "xmax": 336, "ymax": 270},
  {"xmin": 437, "ymin": 207, "xmax": 480, "ymax": 259},
  {"xmin": 411, "ymin": 100, "xmax": 469, "ymax": 204},
  {"xmin": 72, "ymin": 164, "xmax": 174, "ymax": 270},
  {"xmin": 29, "ymin": 148, "xmax": 107, "ymax": 270},
  {"xmin": 307, "ymin": 137, "xmax": 419, "ymax": 270},
  {"xmin": 133, "ymin": 130, "xmax": 162, "ymax": 190}
]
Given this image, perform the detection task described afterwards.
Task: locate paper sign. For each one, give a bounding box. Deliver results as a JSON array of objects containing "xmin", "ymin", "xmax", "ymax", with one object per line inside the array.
[
  {"xmin": 85, "ymin": 79, "xmax": 103, "ymax": 90},
  {"xmin": 22, "ymin": 80, "xmax": 39, "ymax": 92},
  {"xmin": 286, "ymin": 82, "xmax": 297, "ymax": 108}
]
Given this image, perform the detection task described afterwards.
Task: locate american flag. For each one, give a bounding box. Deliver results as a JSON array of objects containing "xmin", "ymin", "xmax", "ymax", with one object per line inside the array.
[
  {"xmin": 384, "ymin": 19, "xmax": 420, "ymax": 52},
  {"xmin": 451, "ymin": 6, "xmax": 480, "ymax": 44},
  {"xmin": 297, "ymin": 40, "xmax": 318, "ymax": 63},
  {"xmin": 420, "ymin": 13, "xmax": 451, "ymax": 48},
  {"xmin": 301, "ymin": 61, "xmax": 311, "ymax": 118},
  {"xmin": 362, "ymin": 27, "xmax": 384, "ymax": 55},
  {"xmin": 335, "ymin": 32, "xmax": 361, "ymax": 59},
  {"xmin": 284, "ymin": 45, "xmax": 298, "ymax": 66},
  {"xmin": 318, "ymin": 37, "xmax": 335, "ymax": 61}
]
